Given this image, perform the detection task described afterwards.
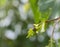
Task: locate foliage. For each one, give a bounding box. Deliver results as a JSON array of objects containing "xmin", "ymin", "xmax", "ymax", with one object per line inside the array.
[
  {"xmin": 27, "ymin": 0, "xmax": 60, "ymax": 47},
  {"xmin": 27, "ymin": 0, "xmax": 52, "ymax": 38},
  {"xmin": 0, "ymin": 0, "xmax": 60, "ymax": 47}
]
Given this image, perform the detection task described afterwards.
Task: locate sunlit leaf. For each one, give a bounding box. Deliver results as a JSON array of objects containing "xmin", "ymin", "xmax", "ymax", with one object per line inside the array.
[
  {"xmin": 40, "ymin": 22, "xmax": 45, "ymax": 33},
  {"xmin": 29, "ymin": 0, "xmax": 41, "ymax": 23},
  {"xmin": 26, "ymin": 28, "xmax": 35, "ymax": 38}
]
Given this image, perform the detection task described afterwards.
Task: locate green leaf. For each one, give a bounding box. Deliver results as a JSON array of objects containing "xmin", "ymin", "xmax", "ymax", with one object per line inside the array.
[
  {"xmin": 26, "ymin": 28, "xmax": 35, "ymax": 38},
  {"xmin": 29, "ymin": 0, "xmax": 41, "ymax": 23},
  {"xmin": 40, "ymin": 22, "xmax": 45, "ymax": 33},
  {"xmin": 41, "ymin": 8, "xmax": 52, "ymax": 21},
  {"xmin": 33, "ymin": 23, "xmax": 41, "ymax": 33}
]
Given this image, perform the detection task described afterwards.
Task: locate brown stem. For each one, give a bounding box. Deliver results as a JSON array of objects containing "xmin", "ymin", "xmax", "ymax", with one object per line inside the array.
[
  {"xmin": 33, "ymin": 17, "xmax": 60, "ymax": 32},
  {"xmin": 46, "ymin": 17, "xmax": 60, "ymax": 22}
]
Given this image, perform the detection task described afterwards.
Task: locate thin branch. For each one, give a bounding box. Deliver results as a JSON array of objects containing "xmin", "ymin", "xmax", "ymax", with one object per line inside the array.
[
  {"xmin": 33, "ymin": 17, "xmax": 60, "ymax": 31},
  {"xmin": 50, "ymin": 22, "xmax": 56, "ymax": 47},
  {"xmin": 50, "ymin": 18, "xmax": 60, "ymax": 47},
  {"xmin": 46, "ymin": 17, "xmax": 60, "ymax": 22}
]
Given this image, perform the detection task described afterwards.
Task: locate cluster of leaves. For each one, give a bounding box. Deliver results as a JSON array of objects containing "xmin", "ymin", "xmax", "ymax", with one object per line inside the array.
[
  {"xmin": 0, "ymin": 0, "xmax": 60, "ymax": 47},
  {"xmin": 27, "ymin": 0, "xmax": 60, "ymax": 47},
  {"xmin": 27, "ymin": 0, "xmax": 52, "ymax": 38}
]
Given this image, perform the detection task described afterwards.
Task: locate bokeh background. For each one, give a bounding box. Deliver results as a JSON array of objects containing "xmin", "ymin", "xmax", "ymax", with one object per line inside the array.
[{"xmin": 0, "ymin": 0, "xmax": 60, "ymax": 47}]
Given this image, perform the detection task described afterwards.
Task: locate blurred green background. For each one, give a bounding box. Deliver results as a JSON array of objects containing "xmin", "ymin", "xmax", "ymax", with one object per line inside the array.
[{"xmin": 0, "ymin": 0, "xmax": 60, "ymax": 47}]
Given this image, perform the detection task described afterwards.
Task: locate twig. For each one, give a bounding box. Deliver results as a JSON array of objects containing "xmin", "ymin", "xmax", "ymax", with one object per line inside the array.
[
  {"xmin": 33, "ymin": 17, "xmax": 60, "ymax": 32},
  {"xmin": 46, "ymin": 17, "xmax": 60, "ymax": 22},
  {"xmin": 50, "ymin": 18, "xmax": 60, "ymax": 47},
  {"xmin": 50, "ymin": 22, "xmax": 56, "ymax": 47}
]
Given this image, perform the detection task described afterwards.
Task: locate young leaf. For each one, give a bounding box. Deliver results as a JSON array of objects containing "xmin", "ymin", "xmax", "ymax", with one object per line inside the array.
[
  {"xmin": 40, "ymin": 22, "xmax": 45, "ymax": 33},
  {"xmin": 41, "ymin": 8, "xmax": 52, "ymax": 21},
  {"xmin": 26, "ymin": 28, "xmax": 35, "ymax": 38},
  {"xmin": 33, "ymin": 23, "xmax": 42, "ymax": 33},
  {"xmin": 29, "ymin": 0, "xmax": 41, "ymax": 23}
]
